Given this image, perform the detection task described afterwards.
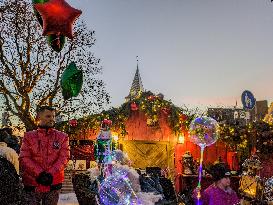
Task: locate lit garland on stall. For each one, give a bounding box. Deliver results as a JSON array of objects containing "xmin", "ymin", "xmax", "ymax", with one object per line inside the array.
[
  {"xmin": 57, "ymin": 91, "xmax": 196, "ymax": 136},
  {"xmin": 218, "ymin": 121, "xmax": 273, "ymax": 162},
  {"xmin": 56, "ymin": 92, "xmax": 273, "ymax": 164}
]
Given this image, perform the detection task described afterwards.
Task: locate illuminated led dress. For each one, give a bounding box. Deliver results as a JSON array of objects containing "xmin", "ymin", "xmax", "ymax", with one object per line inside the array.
[
  {"xmin": 96, "ymin": 130, "xmax": 113, "ymax": 164},
  {"xmin": 95, "ymin": 120, "xmax": 113, "ymax": 178}
]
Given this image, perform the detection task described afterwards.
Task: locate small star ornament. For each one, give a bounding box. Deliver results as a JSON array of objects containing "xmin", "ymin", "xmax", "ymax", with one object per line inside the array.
[{"xmin": 34, "ymin": 0, "xmax": 82, "ymax": 39}]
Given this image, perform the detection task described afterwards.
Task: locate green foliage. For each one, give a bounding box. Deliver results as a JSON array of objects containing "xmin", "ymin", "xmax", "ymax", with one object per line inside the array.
[{"xmin": 218, "ymin": 121, "xmax": 273, "ymax": 162}]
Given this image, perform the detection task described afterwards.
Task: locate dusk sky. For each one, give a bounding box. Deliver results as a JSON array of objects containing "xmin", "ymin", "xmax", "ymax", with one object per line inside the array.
[{"xmin": 68, "ymin": 0, "xmax": 273, "ymax": 109}]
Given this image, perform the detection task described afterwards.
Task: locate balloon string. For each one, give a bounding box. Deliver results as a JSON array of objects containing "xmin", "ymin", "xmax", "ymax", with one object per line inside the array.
[
  {"xmin": 68, "ymin": 99, "xmax": 72, "ymax": 133},
  {"xmin": 197, "ymin": 145, "xmax": 205, "ymax": 205}
]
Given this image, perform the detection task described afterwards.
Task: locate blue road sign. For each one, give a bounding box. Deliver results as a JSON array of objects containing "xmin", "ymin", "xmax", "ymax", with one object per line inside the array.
[{"xmin": 241, "ymin": 90, "xmax": 256, "ymax": 110}]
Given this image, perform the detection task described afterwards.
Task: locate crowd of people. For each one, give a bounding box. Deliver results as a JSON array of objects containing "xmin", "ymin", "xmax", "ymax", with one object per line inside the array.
[{"xmin": 0, "ymin": 106, "xmax": 269, "ymax": 205}]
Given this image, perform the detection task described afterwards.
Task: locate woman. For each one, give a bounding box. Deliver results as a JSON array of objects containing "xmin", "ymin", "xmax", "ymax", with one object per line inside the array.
[
  {"xmin": 0, "ymin": 129, "xmax": 19, "ymax": 174},
  {"xmin": 194, "ymin": 163, "xmax": 240, "ymax": 205}
]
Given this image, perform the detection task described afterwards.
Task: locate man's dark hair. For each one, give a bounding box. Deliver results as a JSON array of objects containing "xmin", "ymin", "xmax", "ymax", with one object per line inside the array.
[
  {"xmin": 36, "ymin": 106, "xmax": 56, "ymax": 114},
  {"xmin": 0, "ymin": 129, "xmax": 9, "ymax": 143},
  {"xmin": 209, "ymin": 163, "xmax": 231, "ymax": 182},
  {"xmin": 1, "ymin": 128, "xmax": 12, "ymax": 136}
]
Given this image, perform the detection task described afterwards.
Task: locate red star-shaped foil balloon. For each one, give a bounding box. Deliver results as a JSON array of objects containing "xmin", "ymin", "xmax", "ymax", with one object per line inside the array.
[{"xmin": 34, "ymin": 0, "xmax": 82, "ymax": 39}]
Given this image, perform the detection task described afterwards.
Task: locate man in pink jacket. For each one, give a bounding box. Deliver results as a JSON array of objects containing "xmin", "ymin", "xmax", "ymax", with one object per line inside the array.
[{"xmin": 20, "ymin": 106, "xmax": 70, "ymax": 205}]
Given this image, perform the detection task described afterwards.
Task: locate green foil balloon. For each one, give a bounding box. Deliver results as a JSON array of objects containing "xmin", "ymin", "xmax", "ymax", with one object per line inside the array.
[
  {"xmin": 32, "ymin": 0, "xmax": 66, "ymax": 52},
  {"xmin": 61, "ymin": 62, "xmax": 83, "ymax": 100},
  {"xmin": 47, "ymin": 34, "xmax": 66, "ymax": 53}
]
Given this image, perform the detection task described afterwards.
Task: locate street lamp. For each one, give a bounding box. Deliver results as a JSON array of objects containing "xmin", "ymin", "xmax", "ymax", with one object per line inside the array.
[
  {"xmin": 112, "ymin": 132, "xmax": 119, "ymax": 149},
  {"xmin": 112, "ymin": 132, "xmax": 119, "ymax": 141},
  {"xmin": 177, "ymin": 134, "xmax": 185, "ymax": 144}
]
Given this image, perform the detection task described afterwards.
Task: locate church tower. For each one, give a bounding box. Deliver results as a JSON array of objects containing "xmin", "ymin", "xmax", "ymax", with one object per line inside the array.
[{"xmin": 125, "ymin": 57, "xmax": 144, "ymax": 102}]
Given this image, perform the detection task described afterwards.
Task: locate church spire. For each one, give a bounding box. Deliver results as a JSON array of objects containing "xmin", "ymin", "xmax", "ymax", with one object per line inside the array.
[{"xmin": 125, "ymin": 56, "xmax": 144, "ymax": 101}]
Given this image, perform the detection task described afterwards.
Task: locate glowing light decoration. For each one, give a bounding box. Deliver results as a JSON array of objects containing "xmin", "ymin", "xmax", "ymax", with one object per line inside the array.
[
  {"xmin": 112, "ymin": 133, "xmax": 119, "ymax": 141},
  {"xmin": 95, "ymin": 119, "xmax": 113, "ymax": 178},
  {"xmin": 99, "ymin": 167, "xmax": 141, "ymax": 205},
  {"xmin": 189, "ymin": 116, "xmax": 219, "ymax": 204},
  {"xmin": 177, "ymin": 134, "xmax": 185, "ymax": 144}
]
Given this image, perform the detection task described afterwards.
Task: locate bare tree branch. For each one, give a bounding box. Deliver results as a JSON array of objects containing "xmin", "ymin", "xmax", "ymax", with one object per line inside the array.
[{"xmin": 0, "ymin": 0, "xmax": 110, "ymax": 131}]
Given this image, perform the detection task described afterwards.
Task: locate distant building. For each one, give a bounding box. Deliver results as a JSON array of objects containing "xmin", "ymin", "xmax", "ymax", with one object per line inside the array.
[
  {"xmin": 264, "ymin": 102, "xmax": 273, "ymax": 124},
  {"xmin": 207, "ymin": 108, "xmax": 249, "ymax": 125},
  {"xmin": 250, "ymin": 100, "xmax": 268, "ymax": 121},
  {"xmin": 208, "ymin": 100, "xmax": 269, "ymax": 125}
]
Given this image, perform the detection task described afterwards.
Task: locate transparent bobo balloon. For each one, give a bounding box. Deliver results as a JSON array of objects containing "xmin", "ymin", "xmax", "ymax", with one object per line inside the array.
[
  {"xmin": 189, "ymin": 116, "xmax": 220, "ymax": 147},
  {"xmin": 99, "ymin": 169, "xmax": 139, "ymax": 205},
  {"xmin": 189, "ymin": 116, "xmax": 220, "ymax": 202}
]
